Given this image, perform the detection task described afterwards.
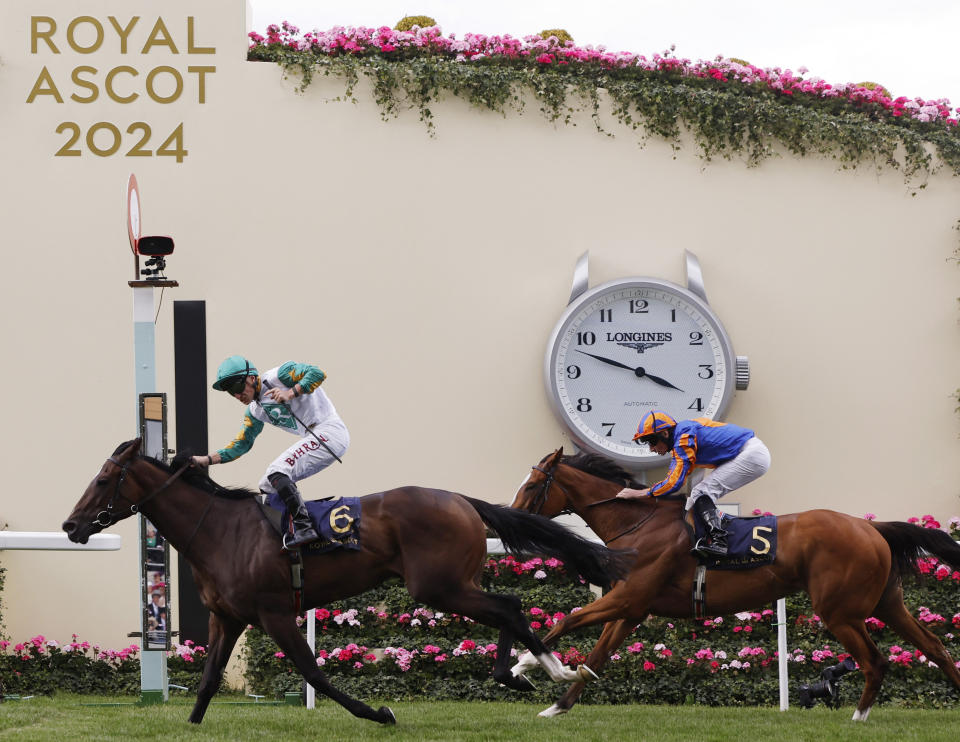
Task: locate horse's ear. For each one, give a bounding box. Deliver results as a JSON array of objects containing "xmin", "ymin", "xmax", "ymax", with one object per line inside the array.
[
  {"xmin": 552, "ymin": 447, "xmax": 564, "ymax": 461},
  {"xmin": 120, "ymin": 438, "xmax": 142, "ymax": 461}
]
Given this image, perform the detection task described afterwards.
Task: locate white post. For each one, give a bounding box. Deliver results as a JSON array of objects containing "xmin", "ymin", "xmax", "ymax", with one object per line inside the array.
[
  {"xmin": 306, "ymin": 608, "xmax": 316, "ymax": 709},
  {"xmin": 133, "ymin": 285, "xmax": 168, "ymax": 703},
  {"xmin": 777, "ymin": 597, "xmax": 788, "ymax": 710}
]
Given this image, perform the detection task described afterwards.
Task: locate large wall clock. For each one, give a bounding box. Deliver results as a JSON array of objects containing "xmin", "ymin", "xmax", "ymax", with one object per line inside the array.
[{"xmin": 544, "ymin": 251, "xmax": 750, "ymax": 469}]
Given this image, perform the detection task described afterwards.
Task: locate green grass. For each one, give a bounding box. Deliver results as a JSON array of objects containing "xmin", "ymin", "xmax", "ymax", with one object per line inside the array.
[{"xmin": 2, "ymin": 696, "xmax": 960, "ymax": 741}]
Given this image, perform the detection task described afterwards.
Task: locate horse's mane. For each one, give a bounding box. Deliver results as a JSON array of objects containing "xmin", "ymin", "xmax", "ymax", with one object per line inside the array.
[
  {"xmin": 114, "ymin": 440, "xmax": 258, "ymax": 500},
  {"xmin": 561, "ymin": 451, "xmax": 644, "ymax": 488}
]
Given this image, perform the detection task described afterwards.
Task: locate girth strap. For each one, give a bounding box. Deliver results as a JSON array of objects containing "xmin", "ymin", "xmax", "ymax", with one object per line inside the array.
[
  {"xmin": 692, "ymin": 564, "xmax": 707, "ymax": 620},
  {"xmin": 288, "ymin": 548, "xmax": 304, "ymax": 614}
]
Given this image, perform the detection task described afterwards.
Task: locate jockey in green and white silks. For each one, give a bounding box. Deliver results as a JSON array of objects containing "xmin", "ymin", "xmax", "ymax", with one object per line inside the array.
[
  {"xmin": 217, "ymin": 361, "xmax": 349, "ymax": 488},
  {"xmin": 196, "ymin": 355, "xmax": 350, "ymax": 550}
]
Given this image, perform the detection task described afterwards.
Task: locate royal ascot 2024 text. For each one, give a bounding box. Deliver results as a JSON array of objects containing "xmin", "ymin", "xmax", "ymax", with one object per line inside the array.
[{"xmin": 26, "ymin": 16, "xmax": 217, "ymax": 163}]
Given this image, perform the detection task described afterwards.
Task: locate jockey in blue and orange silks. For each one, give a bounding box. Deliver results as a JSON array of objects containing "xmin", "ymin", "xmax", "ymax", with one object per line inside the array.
[{"xmin": 616, "ymin": 410, "xmax": 771, "ymax": 558}]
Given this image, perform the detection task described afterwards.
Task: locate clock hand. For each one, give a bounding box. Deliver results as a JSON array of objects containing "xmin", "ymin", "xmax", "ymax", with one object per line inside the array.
[
  {"xmin": 642, "ymin": 372, "xmax": 684, "ymax": 392},
  {"xmin": 575, "ymin": 350, "xmax": 684, "ymax": 392},
  {"xmin": 574, "ymin": 350, "xmax": 634, "ymax": 371}
]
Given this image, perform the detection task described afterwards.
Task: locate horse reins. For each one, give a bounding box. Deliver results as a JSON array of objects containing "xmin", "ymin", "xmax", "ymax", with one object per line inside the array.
[{"xmin": 529, "ymin": 460, "xmax": 655, "ymax": 545}]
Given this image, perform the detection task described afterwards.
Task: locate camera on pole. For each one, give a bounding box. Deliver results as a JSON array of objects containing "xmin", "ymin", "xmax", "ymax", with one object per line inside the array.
[
  {"xmin": 127, "ymin": 174, "xmax": 178, "ymax": 286},
  {"xmin": 137, "ymin": 236, "xmax": 175, "ymax": 280}
]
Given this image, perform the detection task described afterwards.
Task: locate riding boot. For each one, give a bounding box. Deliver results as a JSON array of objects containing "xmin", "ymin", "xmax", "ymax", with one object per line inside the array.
[
  {"xmin": 692, "ymin": 497, "xmax": 729, "ymax": 558},
  {"xmin": 268, "ymin": 473, "xmax": 319, "ymax": 550}
]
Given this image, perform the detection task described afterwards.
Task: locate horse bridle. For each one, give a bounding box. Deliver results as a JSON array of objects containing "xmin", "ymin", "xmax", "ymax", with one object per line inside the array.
[
  {"xmin": 94, "ymin": 455, "xmax": 190, "ymax": 527},
  {"xmin": 529, "ymin": 456, "xmax": 656, "ymax": 546},
  {"xmin": 527, "ymin": 460, "xmax": 573, "ymax": 517}
]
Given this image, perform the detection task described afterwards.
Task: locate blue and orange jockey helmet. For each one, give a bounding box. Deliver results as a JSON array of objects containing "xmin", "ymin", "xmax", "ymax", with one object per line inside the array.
[
  {"xmin": 212, "ymin": 355, "xmax": 259, "ymax": 393},
  {"xmin": 633, "ymin": 410, "xmax": 677, "ymax": 441}
]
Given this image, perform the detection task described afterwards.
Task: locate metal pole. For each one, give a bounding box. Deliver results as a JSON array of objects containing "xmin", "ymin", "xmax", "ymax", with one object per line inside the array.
[
  {"xmin": 777, "ymin": 597, "xmax": 788, "ymax": 710},
  {"xmin": 133, "ymin": 286, "xmax": 168, "ymax": 703},
  {"xmin": 306, "ymin": 608, "xmax": 316, "ymax": 709}
]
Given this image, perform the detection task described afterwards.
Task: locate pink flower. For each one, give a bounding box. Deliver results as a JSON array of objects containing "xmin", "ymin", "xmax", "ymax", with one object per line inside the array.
[{"xmin": 643, "ymin": 660, "xmax": 656, "ymax": 671}]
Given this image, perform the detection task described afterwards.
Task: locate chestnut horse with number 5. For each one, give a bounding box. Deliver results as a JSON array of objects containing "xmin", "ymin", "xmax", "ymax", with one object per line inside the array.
[{"xmin": 509, "ymin": 448, "xmax": 960, "ymax": 721}]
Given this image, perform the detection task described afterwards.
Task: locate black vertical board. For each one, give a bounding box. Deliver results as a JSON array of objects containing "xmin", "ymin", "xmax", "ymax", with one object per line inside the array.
[{"xmin": 173, "ymin": 300, "xmax": 211, "ymax": 645}]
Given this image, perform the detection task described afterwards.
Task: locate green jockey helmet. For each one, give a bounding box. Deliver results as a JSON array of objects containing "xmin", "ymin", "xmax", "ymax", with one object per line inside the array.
[{"xmin": 212, "ymin": 355, "xmax": 258, "ymax": 391}]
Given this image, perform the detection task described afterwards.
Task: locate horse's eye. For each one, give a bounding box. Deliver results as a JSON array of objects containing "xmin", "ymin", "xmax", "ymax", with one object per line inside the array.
[{"xmin": 97, "ymin": 478, "xmax": 109, "ymax": 487}]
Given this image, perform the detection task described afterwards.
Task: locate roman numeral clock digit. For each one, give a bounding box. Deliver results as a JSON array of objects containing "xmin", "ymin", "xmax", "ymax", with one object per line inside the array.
[{"xmin": 544, "ymin": 251, "xmax": 750, "ymax": 469}]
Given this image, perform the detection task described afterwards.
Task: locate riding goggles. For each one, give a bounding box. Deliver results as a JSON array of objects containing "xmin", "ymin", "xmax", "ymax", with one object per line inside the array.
[{"xmin": 221, "ymin": 375, "xmax": 248, "ymax": 395}]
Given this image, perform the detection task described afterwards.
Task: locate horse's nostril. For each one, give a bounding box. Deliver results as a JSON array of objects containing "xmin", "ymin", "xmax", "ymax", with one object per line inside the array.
[{"xmin": 62, "ymin": 520, "xmax": 75, "ymax": 534}]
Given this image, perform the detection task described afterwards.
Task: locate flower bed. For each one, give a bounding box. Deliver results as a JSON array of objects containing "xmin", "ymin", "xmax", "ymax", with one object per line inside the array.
[
  {"xmin": 247, "ymin": 22, "xmax": 960, "ymax": 179},
  {"xmin": 241, "ymin": 531, "xmax": 960, "ymax": 708},
  {"xmin": 3, "ymin": 516, "xmax": 959, "ymax": 706},
  {"xmin": 0, "ymin": 635, "xmax": 209, "ymax": 696}
]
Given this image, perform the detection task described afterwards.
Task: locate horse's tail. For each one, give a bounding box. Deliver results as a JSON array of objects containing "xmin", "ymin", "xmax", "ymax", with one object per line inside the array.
[
  {"xmin": 870, "ymin": 521, "xmax": 960, "ymax": 579},
  {"xmin": 461, "ymin": 495, "xmax": 634, "ymax": 588}
]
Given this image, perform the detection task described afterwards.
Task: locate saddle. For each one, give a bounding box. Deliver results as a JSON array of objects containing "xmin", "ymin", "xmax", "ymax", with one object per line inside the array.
[
  {"xmin": 258, "ymin": 495, "xmax": 362, "ymax": 554},
  {"xmin": 256, "ymin": 496, "xmax": 363, "ymax": 614},
  {"xmin": 683, "ymin": 509, "xmax": 778, "ymax": 619},
  {"xmin": 683, "ymin": 509, "xmax": 778, "ymax": 570}
]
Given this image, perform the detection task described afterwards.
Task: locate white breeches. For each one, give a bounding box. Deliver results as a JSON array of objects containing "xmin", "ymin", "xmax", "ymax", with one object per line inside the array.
[
  {"xmin": 259, "ymin": 420, "xmax": 350, "ymax": 494},
  {"xmin": 685, "ymin": 436, "xmax": 771, "ymax": 510}
]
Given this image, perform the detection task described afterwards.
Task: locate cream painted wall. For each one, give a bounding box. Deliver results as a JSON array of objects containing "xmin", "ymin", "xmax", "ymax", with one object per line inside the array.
[{"xmin": 1, "ymin": 0, "xmax": 958, "ymax": 672}]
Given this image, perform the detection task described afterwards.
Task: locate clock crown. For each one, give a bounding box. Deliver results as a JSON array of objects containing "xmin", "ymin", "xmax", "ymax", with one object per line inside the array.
[{"xmin": 735, "ymin": 356, "xmax": 750, "ymax": 391}]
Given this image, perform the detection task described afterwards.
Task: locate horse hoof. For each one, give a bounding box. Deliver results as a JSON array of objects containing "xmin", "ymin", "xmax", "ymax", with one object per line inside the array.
[
  {"xmin": 538, "ymin": 704, "xmax": 568, "ymax": 718},
  {"xmin": 496, "ymin": 670, "xmax": 537, "ymax": 691},
  {"xmin": 516, "ymin": 674, "xmax": 536, "ymax": 691},
  {"xmin": 378, "ymin": 706, "xmax": 397, "ymax": 725},
  {"xmin": 577, "ymin": 664, "xmax": 598, "ymax": 682},
  {"xmin": 508, "ymin": 673, "xmax": 537, "ymax": 691}
]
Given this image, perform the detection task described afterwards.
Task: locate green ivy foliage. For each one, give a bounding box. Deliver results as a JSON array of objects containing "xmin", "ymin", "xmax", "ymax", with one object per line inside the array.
[{"xmin": 247, "ymin": 45, "xmax": 960, "ymax": 180}]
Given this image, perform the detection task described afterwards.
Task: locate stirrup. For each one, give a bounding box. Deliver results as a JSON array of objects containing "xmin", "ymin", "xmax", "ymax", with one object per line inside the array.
[
  {"xmin": 283, "ymin": 526, "xmax": 319, "ymax": 550},
  {"xmin": 692, "ymin": 536, "xmax": 728, "ymax": 558}
]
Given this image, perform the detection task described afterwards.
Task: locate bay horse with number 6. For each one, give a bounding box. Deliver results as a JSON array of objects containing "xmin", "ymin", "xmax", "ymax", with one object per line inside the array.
[
  {"xmin": 509, "ymin": 448, "xmax": 960, "ymax": 721},
  {"xmin": 62, "ymin": 440, "xmax": 634, "ymax": 725}
]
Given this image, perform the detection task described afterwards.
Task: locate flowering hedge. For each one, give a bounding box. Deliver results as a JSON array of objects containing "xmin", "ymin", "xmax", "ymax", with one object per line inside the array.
[
  {"xmin": 0, "ymin": 635, "xmax": 209, "ymax": 696},
  {"xmin": 3, "ymin": 514, "xmax": 959, "ymax": 706},
  {"xmin": 242, "ymin": 521, "xmax": 960, "ymax": 708},
  {"xmin": 248, "ymin": 22, "xmax": 960, "ymax": 180}
]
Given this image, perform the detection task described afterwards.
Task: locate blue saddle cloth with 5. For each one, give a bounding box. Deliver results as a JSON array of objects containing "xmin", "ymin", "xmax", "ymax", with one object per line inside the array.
[
  {"xmin": 266, "ymin": 493, "xmax": 362, "ymax": 554},
  {"xmin": 693, "ymin": 512, "xmax": 778, "ymax": 570}
]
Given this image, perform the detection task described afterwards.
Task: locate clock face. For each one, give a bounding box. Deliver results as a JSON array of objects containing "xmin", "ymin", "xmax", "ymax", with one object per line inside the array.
[{"xmin": 545, "ymin": 278, "xmax": 736, "ymax": 468}]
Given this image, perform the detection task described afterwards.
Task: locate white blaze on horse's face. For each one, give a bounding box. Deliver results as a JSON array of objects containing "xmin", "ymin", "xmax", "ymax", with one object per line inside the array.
[{"xmin": 510, "ymin": 472, "xmax": 531, "ymax": 508}]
